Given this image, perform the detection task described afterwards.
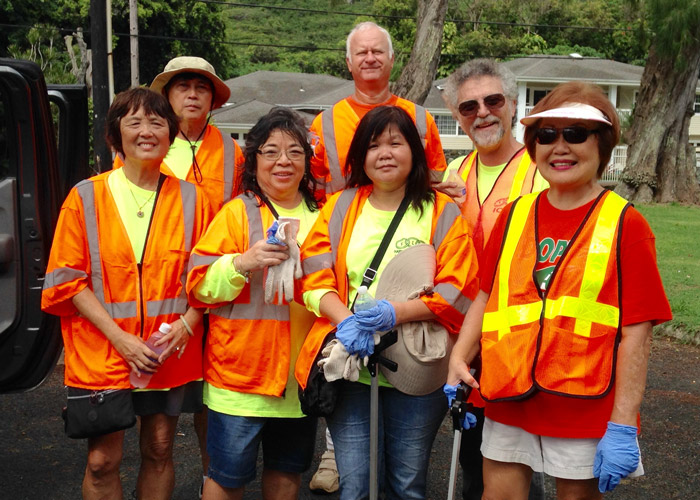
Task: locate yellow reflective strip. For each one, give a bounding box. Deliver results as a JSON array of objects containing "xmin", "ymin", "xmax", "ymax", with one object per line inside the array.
[
  {"xmin": 492, "ymin": 194, "xmax": 538, "ymax": 338},
  {"xmin": 544, "ymin": 295, "xmax": 619, "ymax": 333},
  {"xmin": 507, "ymin": 153, "xmax": 533, "ymax": 202},
  {"xmin": 573, "ymin": 192, "xmax": 627, "ymax": 335},
  {"xmin": 483, "ymin": 301, "xmax": 542, "ymax": 339},
  {"xmin": 459, "ymin": 153, "xmax": 476, "ymax": 183}
]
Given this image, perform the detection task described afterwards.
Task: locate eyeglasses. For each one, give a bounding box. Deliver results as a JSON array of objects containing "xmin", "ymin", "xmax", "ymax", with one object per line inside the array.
[
  {"xmin": 257, "ymin": 148, "xmax": 306, "ymax": 161},
  {"xmin": 458, "ymin": 93, "xmax": 506, "ymax": 117},
  {"xmin": 534, "ymin": 126, "xmax": 599, "ymax": 145}
]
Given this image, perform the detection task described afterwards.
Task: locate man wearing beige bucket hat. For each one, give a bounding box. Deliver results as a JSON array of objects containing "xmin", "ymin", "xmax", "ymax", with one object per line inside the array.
[
  {"xmin": 145, "ymin": 56, "xmax": 244, "ymax": 497},
  {"xmin": 115, "ymin": 56, "xmax": 243, "ymax": 214}
]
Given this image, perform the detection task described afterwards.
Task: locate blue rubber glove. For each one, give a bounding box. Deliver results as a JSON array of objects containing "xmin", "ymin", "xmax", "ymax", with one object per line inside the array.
[
  {"xmin": 265, "ymin": 221, "xmax": 286, "ymax": 246},
  {"xmin": 593, "ymin": 421, "xmax": 640, "ymax": 493},
  {"xmin": 443, "ymin": 383, "xmax": 477, "ymax": 430},
  {"xmin": 354, "ymin": 300, "xmax": 396, "ymax": 332},
  {"xmin": 335, "ymin": 316, "xmax": 375, "ymax": 358}
]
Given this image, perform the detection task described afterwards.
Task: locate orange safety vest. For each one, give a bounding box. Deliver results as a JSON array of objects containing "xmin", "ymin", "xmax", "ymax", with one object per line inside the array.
[
  {"xmin": 295, "ymin": 186, "xmax": 480, "ymax": 389},
  {"xmin": 310, "ymin": 97, "xmax": 445, "ymax": 196},
  {"xmin": 458, "ymin": 148, "xmax": 543, "ymax": 253},
  {"xmin": 113, "ymin": 124, "xmax": 243, "ymax": 213},
  {"xmin": 479, "ymin": 190, "xmax": 630, "ymax": 402},
  {"xmin": 42, "ymin": 173, "xmax": 212, "ymax": 390},
  {"xmin": 187, "ymin": 193, "xmax": 295, "ymax": 397}
]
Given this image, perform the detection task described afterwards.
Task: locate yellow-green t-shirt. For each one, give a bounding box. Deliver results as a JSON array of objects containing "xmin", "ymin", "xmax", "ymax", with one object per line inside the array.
[
  {"xmin": 107, "ymin": 168, "xmax": 156, "ymax": 262},
  {"xmin": 201, "ymin": 200, "xmax": 319, "ymax": 418},
  {"xmin": 164, "ymin": 136, "xmax": 202, "ymax": 180}
]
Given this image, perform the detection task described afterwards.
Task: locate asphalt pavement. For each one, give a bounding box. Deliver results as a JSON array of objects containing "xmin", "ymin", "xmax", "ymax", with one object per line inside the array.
[{"xmin": 1, "ymin": 337, "xmax": 698, "ymax": 499}]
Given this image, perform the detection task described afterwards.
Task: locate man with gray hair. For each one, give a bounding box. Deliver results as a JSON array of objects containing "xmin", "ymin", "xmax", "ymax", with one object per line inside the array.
[
  {"xmin": 440, "ymin": 58, "xmax": 547, "ymax": 500},
  {"xmin": 309, "ymin": 21, "xmax": 447, "ymax": 199},
  {"xmin": 440, "ymin": 58, "xmax": 547, "ymax": 257}
]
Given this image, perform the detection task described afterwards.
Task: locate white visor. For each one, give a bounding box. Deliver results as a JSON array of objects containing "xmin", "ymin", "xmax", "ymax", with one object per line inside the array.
[{"xmin": 520, "ymin": 102, "xmax": 612, "ymax": 126}]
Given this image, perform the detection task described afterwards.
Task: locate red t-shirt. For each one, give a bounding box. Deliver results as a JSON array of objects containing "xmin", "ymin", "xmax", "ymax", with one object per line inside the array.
[{"xmin": 478, "ymin": 190, "xmax": 672, "ymax": 438}]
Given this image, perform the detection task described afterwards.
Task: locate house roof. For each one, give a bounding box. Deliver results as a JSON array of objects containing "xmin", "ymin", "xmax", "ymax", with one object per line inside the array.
[
  {"xmin": 223, "ymin": 70, "xmax": 352, "ymax": 109},
  {"xmin": 212, "ymin": 99, "xmax": 317, "ymax": 127},
  {"xmin": 501, "ymin": 55, "xmax": 645, "ymax": 85}
]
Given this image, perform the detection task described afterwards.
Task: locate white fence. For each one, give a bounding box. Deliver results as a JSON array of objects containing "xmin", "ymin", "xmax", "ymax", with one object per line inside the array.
[{"xmin": 600, "ymin": 145, "xmax": 627, "ymax": 183}]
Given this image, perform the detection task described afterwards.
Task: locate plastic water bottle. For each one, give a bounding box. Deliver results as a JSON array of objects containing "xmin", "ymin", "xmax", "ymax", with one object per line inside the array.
[
  {"xmin": 130, "ymin": 322, "xmax": 171, "ymax": 389},
  {"xmin": 354, "ymin": 285, "xmax": 378, "ymax": 312}
]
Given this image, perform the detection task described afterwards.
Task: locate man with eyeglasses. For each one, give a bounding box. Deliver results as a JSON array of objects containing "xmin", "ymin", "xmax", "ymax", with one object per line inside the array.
[
  {"xmin": 309, "ymin": 21, "xmax": 447, "ymax": 201},
  {"xmin": 440, "ymin": 58, "xmax": 548, "ymax": 258},
  {"xmin": 439, "ymin": 58, "xmax": 547, "ymax": 500}
]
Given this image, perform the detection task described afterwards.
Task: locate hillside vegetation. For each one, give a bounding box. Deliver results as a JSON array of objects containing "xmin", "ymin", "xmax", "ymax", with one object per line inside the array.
[{"xmin": 1, "ymin": 0, "xmax": 648, "ymax": 88}]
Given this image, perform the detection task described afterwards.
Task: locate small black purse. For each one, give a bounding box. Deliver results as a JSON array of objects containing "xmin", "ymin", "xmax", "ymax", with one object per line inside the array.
[
  {"xmin": 299, "ymin": 331, "xmax": 340, "ymax": 417},
  {"xmin": 62, "ymin": 387, "xmax": 136, "ymax": 439}
]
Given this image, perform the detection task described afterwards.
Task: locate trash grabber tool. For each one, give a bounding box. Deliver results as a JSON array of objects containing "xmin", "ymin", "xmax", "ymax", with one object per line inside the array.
[
  {"xmin": 447, "ymin": 369, "xmax": 477, "ymax": 500},
  {"xmin": 367, "ymin": 330, "xmax": 398, "ymax": 500}
]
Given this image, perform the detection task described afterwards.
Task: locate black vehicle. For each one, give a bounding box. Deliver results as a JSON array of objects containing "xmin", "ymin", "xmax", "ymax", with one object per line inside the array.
[{"xmin": 0, "ymin": 58, "xmax": 90, "ymax": 393}]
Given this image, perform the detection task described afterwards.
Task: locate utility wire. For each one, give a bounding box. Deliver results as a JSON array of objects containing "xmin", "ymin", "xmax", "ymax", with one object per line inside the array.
[{"xmin": 198, "ymin": 0, "xmax": 634, "ymax": 32}]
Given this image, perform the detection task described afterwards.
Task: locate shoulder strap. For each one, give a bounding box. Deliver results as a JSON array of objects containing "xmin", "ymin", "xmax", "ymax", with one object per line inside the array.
[{"xmin": 350, "ymin": 195, "xmax": 410, "ymax": 311}]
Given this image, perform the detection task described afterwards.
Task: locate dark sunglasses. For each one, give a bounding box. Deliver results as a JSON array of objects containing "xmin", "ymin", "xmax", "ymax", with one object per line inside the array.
[
  {"xmin": 534, "ymin": 126, "xmax": 598, "ymax": 145},
  {"xmin": 458, "ymin": 93, "xmax": 506, "ymax": 117}
]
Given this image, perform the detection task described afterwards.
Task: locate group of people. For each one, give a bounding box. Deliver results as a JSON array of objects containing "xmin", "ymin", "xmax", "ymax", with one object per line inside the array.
[{"xmin": 41, "ymin": 19, "xmax": 671, "ymax": 500}]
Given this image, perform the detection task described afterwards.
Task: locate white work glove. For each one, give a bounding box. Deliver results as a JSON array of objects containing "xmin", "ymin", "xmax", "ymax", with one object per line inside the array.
[
  {"xmin": 264, "ymin": 218, "xmax": 302, "ymax": 304},
  {"xmin": 317, "ymin": 339, "xmax": 362, "ymax": 382}
]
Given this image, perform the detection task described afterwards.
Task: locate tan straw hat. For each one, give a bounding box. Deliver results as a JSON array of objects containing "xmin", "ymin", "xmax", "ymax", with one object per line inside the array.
[
  {"xmin": 150, "ymin": 56, "xmax": 231, "ymax": 110},
  {"xmin": 374, "ymin": 244, "xmax": 454, "ymax": 396}
]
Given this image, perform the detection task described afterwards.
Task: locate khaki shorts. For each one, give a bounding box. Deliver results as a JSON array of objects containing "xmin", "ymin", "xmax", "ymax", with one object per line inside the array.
[{"xmin": 481, "ymin": 417, "xmax": 645, "ymax": 480}]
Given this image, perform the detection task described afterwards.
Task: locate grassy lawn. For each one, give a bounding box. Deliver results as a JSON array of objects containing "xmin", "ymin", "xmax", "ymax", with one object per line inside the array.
[{"xmin": 636, "ymin": 203, "xmax": 700, "ymax": 344}]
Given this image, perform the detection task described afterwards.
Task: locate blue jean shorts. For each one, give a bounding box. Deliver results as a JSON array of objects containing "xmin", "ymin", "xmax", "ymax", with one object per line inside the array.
[{"xmin": 206, "ymin": 409, "xmax": 317, "ymax": 489}]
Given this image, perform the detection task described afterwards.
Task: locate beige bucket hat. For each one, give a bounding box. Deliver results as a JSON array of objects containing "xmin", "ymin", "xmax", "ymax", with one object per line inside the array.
[
  {"xmin": 374, "ymin": 244, "xmax": 454, "ymax": 396},
  {"xmin": 150, "ymin": 56, "xmax": 231, "ymax": 110}
]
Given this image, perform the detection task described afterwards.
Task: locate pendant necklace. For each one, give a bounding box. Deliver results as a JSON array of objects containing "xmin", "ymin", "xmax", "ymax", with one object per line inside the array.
[{"xmin": 126, "ymin": 181, "xmax": 156, "ymax": 218}]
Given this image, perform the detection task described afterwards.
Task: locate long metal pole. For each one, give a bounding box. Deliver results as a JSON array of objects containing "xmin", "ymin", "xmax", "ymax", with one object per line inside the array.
[
  {"xmin": 106, "ymin": 0, "xmax": 114, "ymax": 101},
  {"xmin": 129, "ymin": 0, "xmax": 139, "ymax": 87},
  {"xmin": 370, "ymin": 374, "xmax": 379, "ymax": 500}
]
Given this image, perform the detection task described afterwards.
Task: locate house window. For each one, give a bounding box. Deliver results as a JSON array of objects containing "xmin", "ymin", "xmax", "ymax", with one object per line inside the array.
[
  {"xmin": 695, "ymin": 94, "xmax": 700, "ymax": 114},
  {"xmin": 527, "ymin": 88, "xmax": 550, "ymax": 107},
  {"xmin": 434, "ymin": 114, "xmax": 459, "ymax": 136}
]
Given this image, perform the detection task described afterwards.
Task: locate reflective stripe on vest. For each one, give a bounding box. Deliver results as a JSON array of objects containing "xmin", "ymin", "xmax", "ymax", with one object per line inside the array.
[
  {"xmin": 432, "ymin": 201, "xmax": 461, "ymax": 250},
  {"xmin": 483, "ymin": 192, "xmax": 627, "ymax": 339},
  {"xmin": 216, "ymin": 127, "xmax": 236, "ymax": 204},
  {"xmin": 43, "ymin": 267, "xmax": 88, "ymax": 289},
  {"xmin": 209, "ymin": 194, "xmax": 289, "ymax": 322},
  {"xmin": 322, "ymin": 107, "xmax": 345, "ymax": 194},
  {"xmin": 507, "ymin": 152, "xmax": 534, "ymax": 202},
  {"xmin": 328, "ymin": 189, "xmax": 357, "ymax": 265},
  {"xmin": 414, "ymin": 104, "xmax": 427, "ymax": 148}
]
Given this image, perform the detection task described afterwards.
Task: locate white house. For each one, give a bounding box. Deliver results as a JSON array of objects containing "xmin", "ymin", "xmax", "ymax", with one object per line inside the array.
[{"xmin": 214, "ymin": 56, "xmax": 700, "ymax": 176}]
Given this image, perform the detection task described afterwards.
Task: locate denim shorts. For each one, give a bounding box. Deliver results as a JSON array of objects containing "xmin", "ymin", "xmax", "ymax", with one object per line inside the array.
[
  {"xmin": 206, "ymin": 409, "xmax": 317, "ymax": 489},
  {"xmin": 481, "ymin": 417, "xmax": 645, "ymax": 480}
]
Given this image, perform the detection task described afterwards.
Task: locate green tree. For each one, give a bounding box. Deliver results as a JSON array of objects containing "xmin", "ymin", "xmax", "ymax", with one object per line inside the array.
[
  {"xmin": 393, "ymin": 0, "xmax": 449, "ymax": 104},
  {"xmin": 615, "ymin": 0, "xmax": 700, "ymax": 203},
  {"xmin": 109, "ymin": 0, "xmax": 235, "ymax": 91}
]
